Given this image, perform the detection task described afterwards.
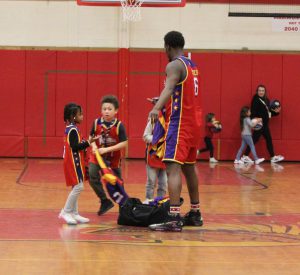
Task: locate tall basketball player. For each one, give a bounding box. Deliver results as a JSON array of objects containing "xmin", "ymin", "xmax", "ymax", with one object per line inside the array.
[{"xmin": 149, "ymin": 31, "xmax": 203, "ymax": 232}]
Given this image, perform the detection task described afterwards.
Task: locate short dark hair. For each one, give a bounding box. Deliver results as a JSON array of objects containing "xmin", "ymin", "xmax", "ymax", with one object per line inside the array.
[
  {"xmin": 64, "ymin": 103, "xmax": 81, "ymax": 122},
  {"xmin": 205, "ymin": 113, "xmax": 215, "ymax": 123},
  {"xmin": 101, "ymin": 95, "xmax": 119, "ymax": 110},
  {"xmin": 164, "ymin": 31, "xmax": 185, "ymax": 49}
]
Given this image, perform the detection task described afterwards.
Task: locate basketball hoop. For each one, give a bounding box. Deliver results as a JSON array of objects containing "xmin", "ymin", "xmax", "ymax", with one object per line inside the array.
[{"xmin": 120, "ymin": 0, "xmax": 144, "ymax": 22}]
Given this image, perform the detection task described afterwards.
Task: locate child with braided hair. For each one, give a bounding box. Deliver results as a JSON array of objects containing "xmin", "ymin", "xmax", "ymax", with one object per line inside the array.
[{"xmin": 59, "ymin": 103, "xmax": 97, "ymax": 225}]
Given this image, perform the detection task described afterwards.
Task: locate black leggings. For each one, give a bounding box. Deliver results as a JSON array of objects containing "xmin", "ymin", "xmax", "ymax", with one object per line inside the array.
[
  {"xmin": 244, "ymin": 125, "xmax": 274, "ymax": 158},
  {"xmin": 199, "ymin": 137, "xmax": 214, "ymax": 158}
]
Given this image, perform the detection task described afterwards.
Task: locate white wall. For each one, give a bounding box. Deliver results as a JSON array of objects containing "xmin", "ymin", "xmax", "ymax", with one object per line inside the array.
[{"xmin": 0, "ymin": 0, "xmax": 299, "ymax": 50}]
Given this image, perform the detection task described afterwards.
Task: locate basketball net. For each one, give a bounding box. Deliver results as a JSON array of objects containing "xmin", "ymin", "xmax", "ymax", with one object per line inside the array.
[{"xmin": 120, "ymin": 0, "xmax": 144, "ymax": 21}]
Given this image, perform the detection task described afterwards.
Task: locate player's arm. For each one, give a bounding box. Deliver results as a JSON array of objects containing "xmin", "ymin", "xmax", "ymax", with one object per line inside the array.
[
  {"xmin": 143, "ymin": 119, "xmax": 153, "ymax": 143},
  {"xmin": 98, "ymin": 141, "xmax": 128, "ymax": 155},
  {"xmin": 149, "ymin": 60, "xmax": 183, "ymax": 121},
  {"xmin": 69, "ymin": 129, "xmax": 90, "ymax": 151},
  {"xmin": 98, "ymin": 123, "xmax": 128, "ymax": 155},
  {"xmin": 89, "ymin": 122, "xmax": 99, "ymax": 153}
]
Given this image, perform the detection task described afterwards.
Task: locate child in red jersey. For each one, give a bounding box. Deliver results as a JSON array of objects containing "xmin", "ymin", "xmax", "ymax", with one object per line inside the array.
[
  {"xmin": 59, "ymin": 103, "xmax": 97, "ymax": 225},
  {"xmin": 198, "ymin": 113, "xmax": 222, "ymax": 163},
  {"xmin": 88, "ymin": 95, "xmax": 128, "ymax": 216}
]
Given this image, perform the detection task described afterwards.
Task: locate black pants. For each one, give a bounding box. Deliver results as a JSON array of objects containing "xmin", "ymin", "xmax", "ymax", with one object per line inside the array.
[
  {"xmin": 244, "ymin": 125, "xmax": 274, "ymax": 158},
  {"xmin": 199, "ymin": 137, "xmax": 214, "ymax": 158},
  {"xmin": 88, "ymin": 162, "xmax": 122, "ymax": 203}
]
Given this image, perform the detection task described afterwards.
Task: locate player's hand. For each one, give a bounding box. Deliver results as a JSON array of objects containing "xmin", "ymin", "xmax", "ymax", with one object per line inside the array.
[
  {"xmin": 98, "ymin": 147, "xmax": 108, "ymax": 155},
  {"xmin": 89, "ymin": 135, "xmax": 100, "ymax": 144},
  {"xmin": 149, "ymin": 108, "xmax": 160, "ymax": 123}
]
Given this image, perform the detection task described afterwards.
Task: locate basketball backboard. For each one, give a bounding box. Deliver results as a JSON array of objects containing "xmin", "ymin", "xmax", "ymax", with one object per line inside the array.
[{"xmin": 77, "ymin": 0, "xmax": 186, "ymax": 7}]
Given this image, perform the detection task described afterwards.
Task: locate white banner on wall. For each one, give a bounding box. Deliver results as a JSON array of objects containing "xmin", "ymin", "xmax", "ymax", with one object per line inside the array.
[{"xmin": 272, "ymin": 17, "xmax": 300, "ymax": 32}]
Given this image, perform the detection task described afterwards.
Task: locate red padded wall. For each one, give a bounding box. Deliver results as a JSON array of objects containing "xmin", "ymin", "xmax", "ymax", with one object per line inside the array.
[
  {"xmin": 26, "ymin": 51, "xmax": 120, "ymax": 157},
  {"xmin": 55, "ymin": 51, "xmax": 88, "ymax": 137},
  {"xmin": 282, "ymin": 55, "xmax": 300, "ymax": 140},
  {"xmin": 281, "ymin": 55, "xmax": 300, "ymax": 160},
  {"xmin": 25, "ymin": 51, "xmax": 57, "ymax": 137},
  {"xmin": 86, "ymin": 51, "xmax": 119, "ymax": 138},
  {"xmin": 0, "ymin": 50, "xmax": 25, "ymax": 156},
  {"xmin": 127, "ymin": 51, "xmax": 161, "ymax": 158},
  {"xmin": 195, "ymin": 53, "xmax": 222, "ymax": 159},
  {"xmin": 219, "ymin": 54, "xmax": 252, "ymax": 159},
  {"xmin": 0, "ymin": 49, "xmax": 299, "ymax": 160}
]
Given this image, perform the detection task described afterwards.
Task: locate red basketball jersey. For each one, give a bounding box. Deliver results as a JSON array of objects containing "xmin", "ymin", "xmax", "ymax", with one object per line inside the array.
[
  {"xmin": 164, "ymin": 55, "xmax": 202, "ymax": 148},
  {"xmin": 63, "ymin": 124, "xmax": 86, "ymax": 186},
  {"xmin": 89, "ymin": 118, "xmax": 122, "ymax": 168}
]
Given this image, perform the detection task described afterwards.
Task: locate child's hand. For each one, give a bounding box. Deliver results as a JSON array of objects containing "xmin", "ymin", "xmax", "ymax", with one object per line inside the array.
[
  {"xmin": 254, "ymin": 117, "xmax": 262, "ymax": 122},
  {"xmin": 213, "ymin": 120, "xmax": 222, "ymax": 128},
  {"xmin": 92, "ymin": 147, "xmax": 98, "ymax": 154},
  {"xmin": 98, "ymin": 147, "xmax": 109, "ymax": 155},
  {"xmin": 89, "ymin": 135, "xmax": 100, "ymax": 144}
]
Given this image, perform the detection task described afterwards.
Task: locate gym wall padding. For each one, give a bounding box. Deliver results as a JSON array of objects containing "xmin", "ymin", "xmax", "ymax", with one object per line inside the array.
[
  {"xmin": 0, "ymin": 49, "xmax": 299, "ymax": 160},
  {"xmin": 127, "ymin": 51, "xmax": 162, "ymax": 158},
  {"xmin": 0, "ymin": 50, "xmax": 25, "ymax": 157},
  {"xmin": 219, "ymin": 54, "xmax": 253, "ymax": 159},
  {"xmin": 282, "ymin": 55, "xmax": 300, "ymax": 140}
]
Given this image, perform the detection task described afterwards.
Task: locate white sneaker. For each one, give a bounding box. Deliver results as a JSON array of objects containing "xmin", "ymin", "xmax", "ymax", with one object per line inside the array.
[
  {"xmin": 59, "ymin": 209, "xmax": 77, "ymax": 225},
  {"xmin": 255, "ymin": 158, "xmax": 265, "ymax": 165},
  {"xmin": 271, "ymin": 155, "xmax": 284, "ymax": 163},
  {"xmin": 234, "ymin": 159, "xmax": 244, "ymax": 164},
  {"xmin": 241, "ymin": 155, "xmax": 253, "ymax": 163},
  {"xmin": 209, "ymin": 157, "xmax": 218, "ymax": 163},
  {"xmin": 73, "ymin": 214, "xmax": 90, "ymax": 223}
]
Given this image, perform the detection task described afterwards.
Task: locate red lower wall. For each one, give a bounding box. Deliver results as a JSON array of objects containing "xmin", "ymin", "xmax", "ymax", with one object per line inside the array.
[{"xmin": 0, "ymin": 49, "xmax": 299, "ymax": 160}]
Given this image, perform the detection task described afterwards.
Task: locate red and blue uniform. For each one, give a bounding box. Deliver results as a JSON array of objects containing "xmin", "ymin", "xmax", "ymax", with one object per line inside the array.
[
  {"xmin": 63, "ymin": 124, "xmax": 87, "ymax": 186},
  {"xmin": 163, "ymin": 56, "xmax": 202, "ymax": 164},
  {"xmin": 89, "ymin": 118, "xmax": 126, "ymax": 169}
]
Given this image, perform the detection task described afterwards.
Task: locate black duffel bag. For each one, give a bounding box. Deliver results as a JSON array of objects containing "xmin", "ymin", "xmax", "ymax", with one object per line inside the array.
[{"xmin": 117, "ymin": 197, "xmax": 183, "ymax": 227}]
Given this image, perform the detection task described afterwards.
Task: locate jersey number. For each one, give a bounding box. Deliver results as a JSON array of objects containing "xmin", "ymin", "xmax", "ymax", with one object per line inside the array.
[
  {"xmin": 193, "ymin": 77, "xmax": 199, "ymax": 96},
  {"xmin": 113, "ymin": 191, "xmax": 124, "ymax": 204}
]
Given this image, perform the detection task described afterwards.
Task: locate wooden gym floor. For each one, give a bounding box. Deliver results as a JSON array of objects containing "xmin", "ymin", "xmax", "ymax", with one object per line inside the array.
[{"xmin": 0, "ymin": 158, "xmax": 300, "ymax": 275}]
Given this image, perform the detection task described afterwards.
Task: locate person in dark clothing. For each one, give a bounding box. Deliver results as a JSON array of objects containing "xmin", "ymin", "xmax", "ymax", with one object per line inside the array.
[{"xmin": 242, "ymin": 84, "xmax": 284, "ymax": 163}]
